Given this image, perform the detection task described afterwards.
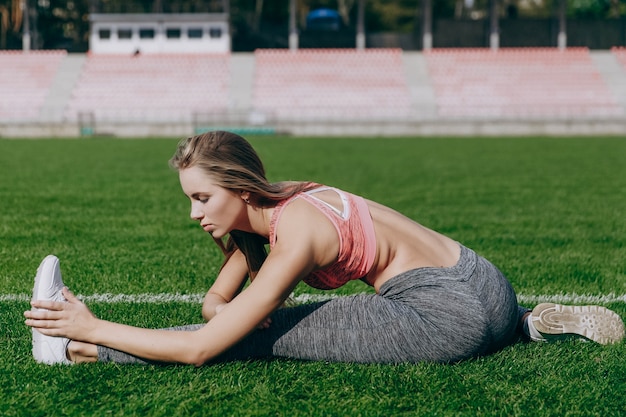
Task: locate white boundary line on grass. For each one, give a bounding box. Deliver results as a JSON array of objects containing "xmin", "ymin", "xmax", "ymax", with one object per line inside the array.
[{"xmin": 2, "ymin": 292, "xmax": 626, "ymax": 305}]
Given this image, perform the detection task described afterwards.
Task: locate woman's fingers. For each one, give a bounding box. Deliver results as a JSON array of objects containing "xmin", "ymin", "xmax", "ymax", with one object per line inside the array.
[
  {"xmin": 30, "ymin": 288, "xmax": 80, "ymax": 311},
  {"xmin": 24, "ymin": 289, "xmax": 98, "ymax": 342},
  {"xmin": 257, "ymin": 317, "xmax": 272, "ymax": 329},
  {"xmin": 24, "ymin": 319, "xmax": 64, "ymax": 336},
  {"xmin": 62, "ymin": 287, "xmax": 79, "ymax": 302},
  {"xmin": 25, "ymin": 305, "xmax": 65, "ymax": 318},
  {"xmin": 29, "ymin": 299, "xmax": 67, "ymax": 311}
]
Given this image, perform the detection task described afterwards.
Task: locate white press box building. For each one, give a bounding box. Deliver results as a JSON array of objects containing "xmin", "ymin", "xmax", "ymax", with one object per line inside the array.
[{"xmin": 89, "ymin": 13, "xmax": 231, "ymax": 54}]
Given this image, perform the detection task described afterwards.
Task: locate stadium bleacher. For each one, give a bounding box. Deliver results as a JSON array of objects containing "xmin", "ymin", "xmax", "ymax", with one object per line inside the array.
[
  {"xmin": 424, "ymin": 47, "xmax": 623, "ymax": 118},
  {"xmin": 0, "ymin": 51, "xmax": 67, "ymax": 121},
  {"xmin": 64, "ymin": 53, "xmax": 230, "ymax": 122},
  {"xmin": 252, "ymin": 48, "xmax": 413, "ymax": 120},
  {"xmin": 3, "ymin": 47, "xmax": 626, "ymax": 136}
]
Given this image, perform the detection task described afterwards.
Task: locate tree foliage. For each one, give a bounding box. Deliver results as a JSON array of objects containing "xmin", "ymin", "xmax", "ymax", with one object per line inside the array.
[{"xmin": 1, "ymin": 0, "xmax": 625, "ymax": 50}]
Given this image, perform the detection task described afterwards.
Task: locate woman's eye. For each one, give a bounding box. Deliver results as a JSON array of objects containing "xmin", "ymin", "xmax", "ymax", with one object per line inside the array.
[{"xmin": 199, "ymin": 198, "xmax": 209, "ymax": 204}]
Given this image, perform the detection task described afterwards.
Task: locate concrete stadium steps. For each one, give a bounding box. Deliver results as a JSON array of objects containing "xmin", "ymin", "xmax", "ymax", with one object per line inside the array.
[
  {"xmin": 610, "ymin": 46, "xmax": 626, "ymax": 69},
  {"xmin": 591, "ymin": 50, "xmax": 626, "ymax": 112},
  {"xmin": 0, "ymin": 50, "xmax": 67, "ymax": 121},
  {"xmin": 402, "ymin": 52, "xmax": 437, "ymax": 119},
  {"xmin": 39, "ymin": 54, "xmax": 86, "ymax": 122},
  {"xmin": 607, "ymin": 47, "xmax": 626, "ymax": 107},
  {"xmin": 252, "ymin": 48, "xmax": 413, "ymax": 120},
  {"xmin": 425, "ymin": 48, "xmax": 624, "ymax": 119},
  {"xmin": 64, "ymin": 54, "xmax": 230, "ymax": 122},
  {"xmin": 229, "ymin": 53, "xmax": 255, "ymax": 110}
]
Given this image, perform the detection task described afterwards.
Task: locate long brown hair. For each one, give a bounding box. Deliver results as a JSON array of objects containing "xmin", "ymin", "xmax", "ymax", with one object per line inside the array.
[{"xmin": 169, "ymin": 131, "xmax": 312, "ymax": 274}]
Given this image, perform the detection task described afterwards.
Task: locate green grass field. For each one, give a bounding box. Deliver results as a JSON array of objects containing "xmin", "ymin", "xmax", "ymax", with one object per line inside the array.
[{"xmin": 1, "ymin": 136, "xmax": 625, "ymax": 416}]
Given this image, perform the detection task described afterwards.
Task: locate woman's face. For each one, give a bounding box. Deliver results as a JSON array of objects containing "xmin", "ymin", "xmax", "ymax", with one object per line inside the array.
[{"xmin": 179, "ymin": 166, "xmax": 247, "ymax": 239}]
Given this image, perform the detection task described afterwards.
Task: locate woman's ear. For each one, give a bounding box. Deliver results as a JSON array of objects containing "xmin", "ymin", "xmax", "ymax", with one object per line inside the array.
[{"xmin": 241, "ymin": 191, "xmax": 251, "ymax": 204}]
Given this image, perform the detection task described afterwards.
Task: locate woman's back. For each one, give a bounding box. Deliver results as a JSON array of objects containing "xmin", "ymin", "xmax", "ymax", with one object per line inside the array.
[
  {"xmin": 280, "ymin": 186, "xmax": 462, "ymax": 292},
  {"xmin": 364, "ymin": 199, "xmax": 462, "ymax": 292}
]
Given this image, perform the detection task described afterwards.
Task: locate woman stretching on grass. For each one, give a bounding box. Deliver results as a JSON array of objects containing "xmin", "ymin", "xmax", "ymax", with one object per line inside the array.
[{"xmin": 25, "ymin": 131, "xmax": 625, "ymax": 365}]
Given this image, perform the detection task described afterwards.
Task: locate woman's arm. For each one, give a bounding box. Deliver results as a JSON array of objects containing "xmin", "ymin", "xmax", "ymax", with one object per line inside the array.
[
  {"xmin": 25, "ymin": 198, "xmax": 339, "ymax": 365},
  {"xmin": 26, "ymin": 239, "xmax": 316, "ymax": 365},
  {"xmin": 202, "ymin": 249, "xmax": 249, "ymax": 321},
  {"xmin": 202, "ymin": 249, "xmax": 272, "ymax": 329}
]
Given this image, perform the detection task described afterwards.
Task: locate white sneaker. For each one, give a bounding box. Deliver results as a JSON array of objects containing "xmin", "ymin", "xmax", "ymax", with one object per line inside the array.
[
  {"xmin": 531, "ymin": 303, "xmax": 625, "ymax": 345},
  {"xmin": 32, "ymin": 255, "xmax": 71, "ymax": 365}
]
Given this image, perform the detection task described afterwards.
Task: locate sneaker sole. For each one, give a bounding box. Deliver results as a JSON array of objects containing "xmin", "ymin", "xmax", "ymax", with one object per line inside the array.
[
  {"xmin": 32, "ymin": 255, "xmax": 61, "ymax": 304},
  {"xmin": 32, "ymin": 255, "xmax": 71, "ymax": 365},
  {"xmin": 32, "ymin": 330, "xmax": 71, "ymax": 365},
  {"xmin": 532, "ymin": 303, "xmax": 625, "ymax": 345}
]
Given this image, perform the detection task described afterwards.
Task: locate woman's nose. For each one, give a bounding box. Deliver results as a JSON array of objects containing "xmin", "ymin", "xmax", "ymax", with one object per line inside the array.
[{"xmin": 190, "ymin": 202, "xmax": 203, "ymax": 220}]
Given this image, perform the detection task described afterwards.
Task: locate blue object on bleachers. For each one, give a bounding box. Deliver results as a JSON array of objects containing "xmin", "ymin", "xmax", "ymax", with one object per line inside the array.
[{"xmin": 306, "ymin": 9, "xmax": 342, "ymax": 31}]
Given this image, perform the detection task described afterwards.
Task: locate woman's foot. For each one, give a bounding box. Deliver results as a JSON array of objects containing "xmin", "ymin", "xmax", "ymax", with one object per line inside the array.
[
  {"xmin": 31, "ymin": 255, "xmax": 72, "ymax": 364},
  {"xmin": 531, "ymin": 303, "xmax": 625, "ymax": 345}
]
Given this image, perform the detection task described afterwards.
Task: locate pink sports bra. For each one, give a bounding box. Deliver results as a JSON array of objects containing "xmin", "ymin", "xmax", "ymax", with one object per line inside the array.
[{"xmin": 269, "ymin": 185, "xmax": 377, "ymax": 290}]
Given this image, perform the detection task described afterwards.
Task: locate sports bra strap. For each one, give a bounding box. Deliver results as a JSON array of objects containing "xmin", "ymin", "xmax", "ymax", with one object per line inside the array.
[{"xmin": 301, "ymin": 187, "xmax": 350, "ymax": 220}]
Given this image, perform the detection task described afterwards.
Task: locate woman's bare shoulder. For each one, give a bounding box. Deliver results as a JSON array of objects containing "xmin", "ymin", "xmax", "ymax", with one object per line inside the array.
[{"xmin": 273, "ymin": 197, "xmax": 341, "ymax": 269}]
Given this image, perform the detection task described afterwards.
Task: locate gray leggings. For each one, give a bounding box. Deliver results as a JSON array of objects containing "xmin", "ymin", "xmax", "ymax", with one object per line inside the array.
[{"xmin": 98, "ymin": 245, "xmax": 523, "ymax": 364}]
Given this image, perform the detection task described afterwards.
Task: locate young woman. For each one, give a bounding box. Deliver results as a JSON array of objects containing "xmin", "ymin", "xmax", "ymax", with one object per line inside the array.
[{"xmin": 25, "ymin": 131, "xmax": 625, "ymax": 366}]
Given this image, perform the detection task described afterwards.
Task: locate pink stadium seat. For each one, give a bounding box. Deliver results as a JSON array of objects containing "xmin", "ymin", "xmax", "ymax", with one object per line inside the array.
[
  {"xmin": 0, "ymin": 51, "xmax": 67, "ymax": 121},
  {"xmin": 252, "ymin": 49, "xmax": 412, "ymax": 120},
  {"xmin": 425, "ymin": 48, "xmax": 622, "ymax": 118},
  {"xmin": 65, "ymin": 54, "xmax": 230, "ymax": 122}
]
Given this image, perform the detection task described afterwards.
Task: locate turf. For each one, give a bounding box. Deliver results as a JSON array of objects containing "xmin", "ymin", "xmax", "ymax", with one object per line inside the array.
[{"xmin": 0, "ymin": 136, "xmax": 625, "ymax": 416}]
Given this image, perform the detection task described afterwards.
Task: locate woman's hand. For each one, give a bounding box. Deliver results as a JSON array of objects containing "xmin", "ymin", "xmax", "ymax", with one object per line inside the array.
[
  {"xmin": 24, "ymin": 287, "xmax": 99, "ymax": 342},
  {"xmin": 256, "ymin": 316, "xmax": 272, "ymax": 330}
]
